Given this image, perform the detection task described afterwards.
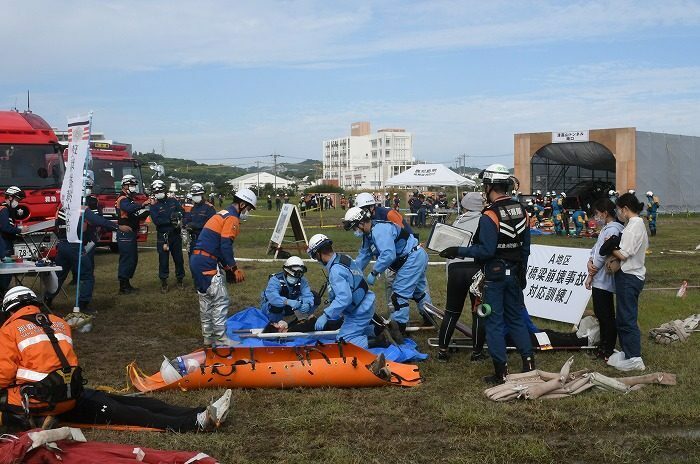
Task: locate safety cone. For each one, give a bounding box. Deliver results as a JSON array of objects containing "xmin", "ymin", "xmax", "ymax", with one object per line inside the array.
[{"xmin": 676, "ymin": 281, "xmax": 688, "ymax": 298}]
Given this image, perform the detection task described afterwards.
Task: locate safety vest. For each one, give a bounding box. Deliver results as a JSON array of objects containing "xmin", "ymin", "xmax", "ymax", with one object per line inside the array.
[
  {"xmin": 261, "ymin": 272, "xmax": 303, "ymax": 313},
  {"xmin": 55, "ymin": 206, "xmax": 91, "ymax": 242},
  {"xmin": 0, "ymin": 305, "xmax": 82, "ymax": 416},
  {"xmin": 373, "ymin": 206, "xmax": 414, "ymax": 235},
  {"xmin": 115, "ymin": 192, "xmax": 149, "ymax": 231},
  {"xmin": 330, "ymin": 254, "xmax": 368, "ymax": 307},
  {"xmin": 474, "ymin": 197, "xmax": 528, "ymax": 263}
]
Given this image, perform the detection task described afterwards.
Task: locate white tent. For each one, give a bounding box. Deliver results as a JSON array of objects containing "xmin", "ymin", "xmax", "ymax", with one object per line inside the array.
[{"xmin": 385, "ymin": 163, "xmax": 476, "ymax": 187}]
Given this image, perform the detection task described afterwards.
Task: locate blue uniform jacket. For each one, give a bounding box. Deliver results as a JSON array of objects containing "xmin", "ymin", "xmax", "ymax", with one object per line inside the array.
[
  {"xmin": 0, "ymin": 204, "xmax": 21, "ymax": 256},
  {"xmin": 322, "ymin": 253, "xmax": 367, "ymax": 320},
  {"xmin": 194, "ymin": 206, "xmax": 240, "ymax": 268},
  {"xmin": 260, "ymin": 273, "xmax": 315, "ymax": 316},
  {"xmin": 356, "ymin": 221, "xmax": 418, "ymax": 274},
  {"xmin": 459, "ymin": 214, "xmax": 531, "ymax": 264},
  {"xmin": 184, "ymin": 202, "xmax": 216, "ymax": 231},
  {"xmin": 150, "ymin": 197, "xmax": 183, "ymax": 233}
]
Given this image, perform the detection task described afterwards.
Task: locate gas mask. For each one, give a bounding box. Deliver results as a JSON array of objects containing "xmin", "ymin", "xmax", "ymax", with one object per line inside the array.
[
  {"xmin": 155, "ymin": 192, "xmax": 166, "ymax": 200},
  {"xmin": 192, "ymin": 195, "xmax": 202, "ymax": 203}
]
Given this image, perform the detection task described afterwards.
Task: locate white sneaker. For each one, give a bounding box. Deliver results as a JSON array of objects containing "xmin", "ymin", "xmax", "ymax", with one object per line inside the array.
[{"xmin": 211, "ymin": 389, "xmax": 232, "ymax": 427}]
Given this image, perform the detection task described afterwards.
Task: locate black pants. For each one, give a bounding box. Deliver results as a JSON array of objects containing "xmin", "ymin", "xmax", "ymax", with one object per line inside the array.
[
  {"xmin": 592, "ymin": 286, "xmax": 617, "ymax": 356},
  {"xmin": 439, "ymin": 263, "xmax": 483, "ymax": 350},
  {"xmin": 504, "ymin": 330, "xmax": 588, "ymax": 348},
  {"xmin": 59, "ymin": 389, "xmax": 204, "ymax": 432}
]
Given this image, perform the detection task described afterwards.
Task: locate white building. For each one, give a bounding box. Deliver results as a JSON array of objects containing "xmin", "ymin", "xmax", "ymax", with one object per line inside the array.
[
  {"xmin": 322, "ymin": 122, "xmax": 414, "ymax": 189},
  {"xmin": 227, "ymin": 172, "xmax": 294, "ymax": 191}
]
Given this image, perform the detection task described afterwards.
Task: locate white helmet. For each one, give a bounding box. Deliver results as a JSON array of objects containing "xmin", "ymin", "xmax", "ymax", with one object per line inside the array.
[
  {"xmin": 190, "ymin": 183, "xmax": 205, "ymax": 195},
  {"xmin": 234, "ymin": 188, "xmax": 257, "ymax": 210},
  {"xmin": 526, "ymin": 200, "xmax": 533, "ymax": 205},
  {"xmin": 536, "ymin": 190, "xmax": 542, "ymax": 195},
  {"xmin": 4, "ymin": 185, "xmax": 25, "ymax": 200},
  {"xmin": 2, "ymin": 286, "xmax": 38, "ymax": 315},
  {"xmin": 151, "ymin": 180, "xmax": 166, "ymax": 192},
  {"xmin": 608, "ymin": 190, "xmax": 615, "ymax": 196},
  {"xmin": 646, "ymin": 191, "xmax": 653, "ymax": 197},
  {"xmin": 160, "ymin": 357, "xmax": 183, "ymax": 383},
  {"xmin": 343, "ymin": 206, "xmax": 370, "ymax": 230},
  {"xmin": 121, "ymin": 174, "xmax": 138, "ymax": 187},
  {"xmin": 283, "ymin": 256, "xmax": 307, "ymax": 278},
  {"xmin": 307, "ymin": 233, "xmax": 332, "ymax": 258},
  {"xmin": 479, "ymin": 164, "xmax": 511, "ymax": 185},
  {"xmin": 628, "ymin": 189, "xmax": 635, "ymax": 194},
  {"xmin": 355, "ymin": 192, "xmax": 375, "ymax": 209},
  {"xmin": 561, "ymin": 192, "xmax": 566, "ymax": 198}
]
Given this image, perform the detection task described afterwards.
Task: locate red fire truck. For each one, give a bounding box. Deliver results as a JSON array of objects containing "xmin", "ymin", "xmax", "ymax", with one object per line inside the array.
[{"xmin": 0, "ymin": 110, "xmax": 64, "ymax": 258}]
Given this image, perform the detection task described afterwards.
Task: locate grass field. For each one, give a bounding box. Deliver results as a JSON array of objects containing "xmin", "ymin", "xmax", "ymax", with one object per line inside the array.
[{"xmin": 17, "ymin": 205, "xmax": 700, "ymax": 463}]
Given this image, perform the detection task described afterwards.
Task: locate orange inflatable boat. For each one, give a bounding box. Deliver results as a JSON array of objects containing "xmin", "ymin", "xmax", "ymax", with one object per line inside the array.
[{"xmin": 128, "ymin": 342, "xmax": 422, "ymax": 392}]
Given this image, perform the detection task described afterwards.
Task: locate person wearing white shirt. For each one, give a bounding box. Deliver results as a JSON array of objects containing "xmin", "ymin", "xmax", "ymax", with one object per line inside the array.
[
  {"xmin": 585, "ymin": 198, "xmax": 625, "ymax": 360},
  {"xmin": 611, "ymin": 193, "xmax": 649, "ymax": 369}
]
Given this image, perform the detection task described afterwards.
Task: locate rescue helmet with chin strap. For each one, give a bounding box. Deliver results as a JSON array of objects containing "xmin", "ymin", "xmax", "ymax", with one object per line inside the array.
[
  {"xmin": 646, "ymin": 191, "xmax": 653, "ymax": 197},
  {"xmin": 343, "ymin": 207, "xmax": 371, "ymax": 231},
  {"xmin": 5, "ymin": 186, "xmax": 25, "ymax": 200},
  {"xmin": 2, "ymin": 286, "xmax": 39, "ymax": 315},
  {"xmin": 190, "ymin": 183, "xmax": 205, "ymax": 195},
  {"xmin": 307, "ymin": 233, "xmax": 333, "ymax": 260},
  {"xmin": 234, "ymin": 188, "xmax": 257, "ymax": 210},
  {"xmin": 283, "ymin": 256, "xmax": 307, "ymax": 278},
  {"xmin": 121, "ymin": 175, "xmax": 138, "ymax": 188},
  {"xmin": 151, "ymin": 180, "xmax": 166, "ymax": 193}
]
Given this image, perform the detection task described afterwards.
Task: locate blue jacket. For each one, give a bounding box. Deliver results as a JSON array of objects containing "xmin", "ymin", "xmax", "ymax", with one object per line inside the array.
[
  {"xmin": 459, "ymin": 214, "xmax": 531, "ymax": 264},
  {"xmin": 149, "ymin": 197, "xmax": 184, "ymax": 234},
  {"xmin": 356, "ymin": 221, "xmax": 418, "ymax": 274},
  {"xmin": 321, "ymin": 253, "xmax": 370, "ymax": 320},
  {"xmin": 56, "ymin": 204, "xmax": 118, "ymax": 244},
  {"xmin": 185, "ymin": 202, "xmax": 216, "ymax": 231},
  {"xmin": 260, "ymin": 272, "xmax": 315, "ymax": 317},
  {"xmin": 0, "ymin": 203, "xmax": 21, "ymax": 256}
]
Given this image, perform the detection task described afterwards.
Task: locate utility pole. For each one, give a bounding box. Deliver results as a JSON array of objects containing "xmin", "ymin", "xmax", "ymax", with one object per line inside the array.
[
  {"xmin": 270, "ymin": 152, "xmax": 282, "ymax": 193},
  {"xmin": 256, "ymin": 161, "xmax": 261, "ymax": 194}
]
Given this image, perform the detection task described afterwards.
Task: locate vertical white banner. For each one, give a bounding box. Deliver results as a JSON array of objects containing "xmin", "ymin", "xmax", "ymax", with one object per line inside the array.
[
  {"xmin": 61, "ymin": 114, "xmax": 92, "ymax": 243},
  {"xmin": 523, "ymin": 244, "xmax": 592, "ymax": 324}
]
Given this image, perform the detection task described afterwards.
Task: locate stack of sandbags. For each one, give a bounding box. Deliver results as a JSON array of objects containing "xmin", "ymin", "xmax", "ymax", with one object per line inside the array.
[{"xmin": 649, "ymin": 314, "xmax": 700, "ymax": 344}]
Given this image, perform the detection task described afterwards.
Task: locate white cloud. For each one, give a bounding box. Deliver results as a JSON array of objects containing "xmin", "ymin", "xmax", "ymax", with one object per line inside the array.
[{"xmin": 2, "ymin": 0, "xmax": 700, "ymax": 78}]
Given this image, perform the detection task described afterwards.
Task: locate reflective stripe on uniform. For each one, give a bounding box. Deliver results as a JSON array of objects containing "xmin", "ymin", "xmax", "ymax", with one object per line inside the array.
[
  {"xmin": 16, "ymin": 367, "xmax": 49, "ymax": 382},
  {"xmin": 17, "ymin": 333, "xmax": 73, "ymax": 352}
]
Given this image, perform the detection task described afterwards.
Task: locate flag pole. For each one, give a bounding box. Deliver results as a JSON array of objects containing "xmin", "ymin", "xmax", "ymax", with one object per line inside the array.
[{"xmin": 72, "ymin": 112, "xmax": 93, "ymax": 315}]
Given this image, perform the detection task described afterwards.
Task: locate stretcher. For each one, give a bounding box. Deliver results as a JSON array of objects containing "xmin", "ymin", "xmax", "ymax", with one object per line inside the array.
[
  {"xmin": 426, "ymin": 337, "xmax": 596, "ymax": 351},
  {"xmin": 128, "ymin": 342, "xmax": 422, "ymax": 392}
]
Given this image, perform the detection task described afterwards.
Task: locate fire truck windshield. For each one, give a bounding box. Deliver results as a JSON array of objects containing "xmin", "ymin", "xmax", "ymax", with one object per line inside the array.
[
  {"xmin": 92, "ymin": 159, "xmax": 144, "ymax": 194},
  {"xmin": 0, "ymin": 144, "xmax": 64, "ymax": 189}
]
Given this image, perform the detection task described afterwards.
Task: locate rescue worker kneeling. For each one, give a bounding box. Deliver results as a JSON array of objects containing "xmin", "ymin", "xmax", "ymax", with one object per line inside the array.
[
  {"xmin": 307, "ymin": 234, "xmax": 378, "ymax": 349},
  {"xmin": 0, "ymin": 287, "xmax": 232, "ymax": 432},
  {"xmin": 259, "ymin": 256, "xmax": 328, "ymax": 333}
]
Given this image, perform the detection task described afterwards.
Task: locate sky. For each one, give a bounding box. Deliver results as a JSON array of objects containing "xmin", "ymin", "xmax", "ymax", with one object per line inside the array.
[{"xmin": 2, "ymin": 0, "xmax": 700, "ymax": 168}]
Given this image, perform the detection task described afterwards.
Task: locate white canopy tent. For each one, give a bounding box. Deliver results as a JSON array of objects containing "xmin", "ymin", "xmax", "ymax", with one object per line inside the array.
[{"xmin": 385, "ymin": 163, "xmax": 476, "ymax": 187}]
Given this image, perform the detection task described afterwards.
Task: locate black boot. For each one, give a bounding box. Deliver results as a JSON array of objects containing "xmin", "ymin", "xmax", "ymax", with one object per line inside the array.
[
  {"xmin": 126, "ymin": 280, "xmax": 140, "ymax": 293},
  {"xmin": 483, "ymin": 361, "xmax": 508, "ymax": 385},
  {"xmin": 78, "ymin": 300, "xmax": 96, "ymax": 315},
  {"xmin": 470, "ymin": 350, "xmax": 489, "ymax": 362},
  {"xmin": 119, "ymin": 279, "xmax": 131, "ymax": 295},
  {"xmin": 387, "ymin": 320, "xmax": 405, "ymax": 345},
  {"xmin": 176, "ymin": 278, "xmax": 185, "ymax": 289},
  {"xmin": 160, "ymin": 279, "xmax": 169, "ymax": 294},
  {"xmin": 437, "ymin": 349, "xmax": 450, "ymax": 363},
  {"xmin": 521, "ymin": 355, "xmax": 535, "ymax": 373},
  {"xmin": 397, "ymin": 322, "xmax": 409, "ymax": 339}
]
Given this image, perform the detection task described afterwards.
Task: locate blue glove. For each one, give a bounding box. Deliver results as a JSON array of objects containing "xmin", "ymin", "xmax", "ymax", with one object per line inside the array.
[
  {"xmin": 299, "ymin": 302, "xmax": 312, "ymax": 313},
  {"xmin": 287, "ymin": 299, "xmax": 301, "ymax": 309},
  {"xmin": 366, "ymin": 271, "xmax": 378, "ymax": 286},
  {"xmin": 315, "ymin": 313, "xmax": 328, "ymax": 331}
]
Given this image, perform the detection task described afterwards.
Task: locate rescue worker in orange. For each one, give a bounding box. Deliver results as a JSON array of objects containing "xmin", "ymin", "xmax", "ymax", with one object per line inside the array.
[
  {"xmin": 189, "ymin": 188, "xmax": 256, "ymax": 347},
  {"xmin": 0, "ymin": 286, "xmax": 232, "ymax": 431},
  {"xmin": 115, "ymin": 175, "xmax": 152, "ymax": 294}
]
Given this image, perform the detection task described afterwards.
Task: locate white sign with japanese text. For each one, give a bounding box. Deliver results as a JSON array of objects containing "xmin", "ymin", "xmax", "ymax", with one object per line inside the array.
[
  {"xmin": 60, "ymin": 114, "xmax": 92, "ymax": 243},
  {"xmin": 552, "ymin": 130, "xmax": 589, "ymax": 143},
  {"xmin": 523, "ymin": 244, "xmax": 591, "ymax": 324}
]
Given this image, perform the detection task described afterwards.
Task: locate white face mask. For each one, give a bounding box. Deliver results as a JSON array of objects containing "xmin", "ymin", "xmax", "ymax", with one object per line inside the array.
[
  {"xmin": 85, "ymin": 188, "xmax": 92, "ymax": 196},
  {"xmin": 286, "ymin": 275, "xmax": 300, "ymax": 285},
  {"xmin": 10, "ymin": 200, "xmax": 18, "ymax": 208},
  {"xmin": 128, "ymin": 186, "xmax": 137, "ymax": 193},
  {"xmin": 155, "ymin": 192, "xmax": 165, "ymax": 200},
  {"xmin": 239, "ymin": 209, "xmax": 249, "ymax": 220},
  {"xmin": 353, "ymin": 230, "xmax": 364, "ymax": 237},
  {"xmin": 192, "ymin": 195, "xmax": 202, "ymax": 203}
]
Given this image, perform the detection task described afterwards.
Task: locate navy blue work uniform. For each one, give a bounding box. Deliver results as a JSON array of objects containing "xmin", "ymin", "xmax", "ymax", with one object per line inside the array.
[
  {"xmin": 51, "ymin": 200, "xmax": 118, "ymax": 310},
  {"xmin": 149, "ymin": 197, "xmax": 185, "ymax": 281},
  {"xmin": 455, "ymin": 195, "xmax": 533, "ymax": 367},
  {"xmin": 183, "ymin": 201, "xmax": 216, "ymax": 255},
  {"xmin": 0, "ymin": 203, "xmax": 21, "ymax": 295},
  {"xmin": 115, "ymin": 190, "xmax": 149, "ymax": 282}
]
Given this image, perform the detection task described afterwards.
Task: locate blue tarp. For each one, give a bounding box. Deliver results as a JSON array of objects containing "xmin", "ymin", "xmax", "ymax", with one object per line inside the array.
[
  {"xmin": 225, "ymin": 307, "xmax": 428, "ymax": 363},
  {"xmin": 530, "ymin": 228, "xmax": 553, "ymax": 236}
]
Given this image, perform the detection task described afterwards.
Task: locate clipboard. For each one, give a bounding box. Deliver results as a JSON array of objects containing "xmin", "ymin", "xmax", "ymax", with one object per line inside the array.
[{"xmin": 426, "ymin": 222, "xmax": 473, "ymax": 253}]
